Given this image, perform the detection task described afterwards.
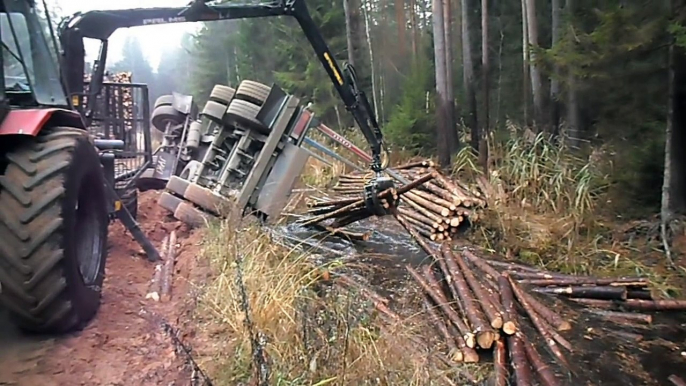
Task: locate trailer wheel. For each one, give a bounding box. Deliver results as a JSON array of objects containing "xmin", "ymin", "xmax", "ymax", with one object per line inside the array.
[
  {"xmin": 201, "ymin": 101, "xmax": 228, "ymax": 124},
  {"xmin": 151, "ymin": 105, "xmax": 185, "ymax": 133},
  {"xmin": 183, "ymin": 183, "xmax": 234, "ymax": 217},
  {"xmin": 166, "ymin": 175, "xmax": 191, "ymax": 197},
  {"xmin": 154, "ymin": 95, "xmax": 174, "ymax": 109},
  {"xmin": 0, "ymin": 127, "xmax": 108, "ymax": 333},
  {"xmin": 225, "ymin": 99, "xmax": 268, "ymax": 134},
  {"xmin": 235, "ymin": 80, "xmax": 271, "ymax": 105},
  {"xmin": 209, "ymin": 85, "xmax": 236, "ymax": 105},
  {"xmin": 158, "ymin": 192, "xmax": 213, "ymax": 228}
]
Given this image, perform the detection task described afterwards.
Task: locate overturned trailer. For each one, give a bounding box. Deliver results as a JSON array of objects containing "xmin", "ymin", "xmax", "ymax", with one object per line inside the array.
[{"xmin": 158, "ymin": 81, "xmax": 316, "ymax": 225}]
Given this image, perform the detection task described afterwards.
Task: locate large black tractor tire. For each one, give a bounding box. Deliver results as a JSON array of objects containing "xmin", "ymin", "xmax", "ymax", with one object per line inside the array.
[{"xmin": 0, "ymin": 127, "xmax": 109, "ymax": 334}]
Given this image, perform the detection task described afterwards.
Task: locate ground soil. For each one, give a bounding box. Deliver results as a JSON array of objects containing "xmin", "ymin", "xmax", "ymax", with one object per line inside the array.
[{"xmin": 0, "ymin": 191, "xmax": 207, "ymax": 386}]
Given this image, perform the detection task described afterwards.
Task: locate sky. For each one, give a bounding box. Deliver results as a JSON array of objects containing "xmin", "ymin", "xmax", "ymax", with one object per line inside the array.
[{"xmin": 56, "ymin": 0, "xmax": 200, "ymax": 71}]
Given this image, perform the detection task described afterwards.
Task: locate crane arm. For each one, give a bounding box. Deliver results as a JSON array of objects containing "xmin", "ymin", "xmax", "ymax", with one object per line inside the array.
[{"xmin": 60, "ymin": 0, "xmax": 388, "ymax": 172}]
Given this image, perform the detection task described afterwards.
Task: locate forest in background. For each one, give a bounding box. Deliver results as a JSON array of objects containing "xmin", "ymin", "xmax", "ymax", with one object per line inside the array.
[{"xmin": 94, "ymin": 0, "xmax": 685, "ymax": 224}]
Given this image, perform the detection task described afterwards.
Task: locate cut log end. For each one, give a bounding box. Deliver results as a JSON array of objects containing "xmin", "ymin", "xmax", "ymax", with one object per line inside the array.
[
  {"xmin": 558, "ymin": 320, "xmax": 572, "ymax": 332},
  {"xmin": 502, "ymin": 320, "xmax": 517, "ymax": 335},
  {"xmin": 465, "ymin": 333, "xmax": 476, "ymax": 349},
  {"xmin": 476, "ymin": 330, "xmax": 496, "ymax": 349},
  {"xmin": 491, "ymin": 315, "xmax": 504, "ymax": 330}
]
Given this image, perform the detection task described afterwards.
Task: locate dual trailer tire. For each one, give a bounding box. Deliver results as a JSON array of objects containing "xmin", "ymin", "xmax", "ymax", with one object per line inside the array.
[{"xmin": 0, "ymin": 127, "xmax": 108, "ymax": 334}]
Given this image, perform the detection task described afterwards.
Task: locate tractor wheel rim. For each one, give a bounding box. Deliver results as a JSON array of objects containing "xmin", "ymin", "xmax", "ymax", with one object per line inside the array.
[{"xmin": 74, "ymin": 173, "xmax": 103, "ymax": 285}]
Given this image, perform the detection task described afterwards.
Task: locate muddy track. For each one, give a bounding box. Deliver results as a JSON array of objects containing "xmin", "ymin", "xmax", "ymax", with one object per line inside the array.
[{"xmin": 0, "ymin": 191, "xmax": 204, "ymax": 386}]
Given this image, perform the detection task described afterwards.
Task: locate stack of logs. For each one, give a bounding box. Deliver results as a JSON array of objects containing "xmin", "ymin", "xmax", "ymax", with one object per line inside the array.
[
  {"xmin": 303, "ymin": 160, "xmax": 486, "ymax": 241},
  {"xmin": 83, "ymin": 72, "xmax": 135, "ymax": 136},
  {"xmin": 340, "ymin": 216, "xmax": 686, "ymax": 385}
]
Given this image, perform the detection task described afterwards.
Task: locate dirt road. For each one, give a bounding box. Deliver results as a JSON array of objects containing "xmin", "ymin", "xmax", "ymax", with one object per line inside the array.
[{"xmin": 0, "ymin": 191, "xmax": 204, "ymax": 386}]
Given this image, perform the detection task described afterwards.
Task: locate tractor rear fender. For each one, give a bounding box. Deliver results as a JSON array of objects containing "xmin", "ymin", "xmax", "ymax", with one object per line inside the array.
[{"xmin": 0, "ymin": 108, "xmax": 86, "ymax": 136}]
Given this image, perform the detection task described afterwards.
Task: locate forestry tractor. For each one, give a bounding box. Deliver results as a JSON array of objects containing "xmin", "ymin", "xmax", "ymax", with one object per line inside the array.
[
  {"xmin": 0, "ymin": 0, "xmax": 392, "ymax": 335},
  {"xmin": 0, "ymin": 0, "xmax": 157, "ymax": 335}
]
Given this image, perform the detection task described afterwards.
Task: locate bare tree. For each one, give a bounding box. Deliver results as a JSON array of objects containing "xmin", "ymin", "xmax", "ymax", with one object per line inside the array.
[
  {"xmin": 362, "ymin": 0, "xmax": 379, "ymax": 119},
  {"xmin": 662, "ymin": 0, "xmax": 686, "ymax": 265},
  {"xmin": 433, "ymin": 0, "xmax": 451, "ymax": 166},
  {"xmin": 461, "ymin": 0, "xmax": 478, "ymax": 150},
  {"xmin": 480, "ymin": 0, "xmax": 489, "ymax": 170},
  {"xmin": 521, "ymin": 0, "xmax": 530, "ymax": 125},
  {"xmin": 344, "ymin": 0, "xmax": 356, "ymax": 66},
  {"xmin": 550, "ymin": 0, "xmax": 561, "ymax": 136},
  {"xmin": 566, "ymin": 0, "xmax": 580, "ymax": 147},
  {"xmin": 445, "ymin": 0, "xmax": 459, "ymax": 155},
  {"xmin": 396, "ymin": 0, "xmax": 407, "ymax": 56},
  {"xmin": 410, "ymin": 0, "xmax": 419, "ymax": 57},
  {"xmin": 525, "ymin": 0, "xmax": 544, "ymax": 129}
]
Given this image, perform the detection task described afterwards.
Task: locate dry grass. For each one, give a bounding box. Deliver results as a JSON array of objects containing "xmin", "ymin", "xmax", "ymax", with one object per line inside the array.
[
  {"xmin": 191, "ymin": 217, "xmax": 469, "ymax": 385},
  {"xmin": 451, "ymin": 123, "xmax": 683, "ymax": 296}
]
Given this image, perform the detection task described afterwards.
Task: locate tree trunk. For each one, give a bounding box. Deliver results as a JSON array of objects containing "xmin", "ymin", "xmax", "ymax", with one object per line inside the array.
[
  {"xmin": 362, "ymin": 0, "xmax": 379, "ymax": 120},
  {"xmin": 525, "ymin": 0, "xmax": 544, "ymax": 130},
  {"xmin": 550, "ymin": 0, "xmax": 561, "ymax": 136},
  {"xmin": 445, "ymin": 0, "xmax": 460, "ymax": 155},
  {"xmin": 480, "ymin": 0, "xmax": 489, "ymax": 171},
  {"xmin": 662, "ymin": 0, "xmax": 686, "ymax": 262},
  {"xmin": 521, "ymin": 0, "xmax": 530, "ymax": 126},
  {"xmin": 410, "ymin": 0, "xmax": 419, "ymax": 57},
  {"xmin": 565, "ymin": 0, "xmax": 580, "ymax": 147},
  {"xmin": 396, "ymin": 0, "xmax": 407, "ymax": 56},
  {"xmin": 433, "ymin": 0, "xmax": 451, "ymax": 167},
  {"xmin": 461, "ymin": 0, "xmax": 478, "ymax": 150},
  {"xmin": 344, "ymin": 0, "xmax": 356, "ymax": 66}
]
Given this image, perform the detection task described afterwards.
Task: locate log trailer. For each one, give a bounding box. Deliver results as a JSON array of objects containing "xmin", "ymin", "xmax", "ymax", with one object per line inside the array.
[
  {"xmin": 59, "ymin": 0, "xmax": 397, "ymax": 222},
  {"xmin": 0, "ymin": 0, "xmax": 159, "ymax": 334}
]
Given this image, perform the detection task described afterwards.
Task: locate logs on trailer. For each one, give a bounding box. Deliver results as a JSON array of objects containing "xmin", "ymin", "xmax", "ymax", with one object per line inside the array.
[{"xmin": 303, "ymin": 160, "xmax": 486, "ymax": 239}]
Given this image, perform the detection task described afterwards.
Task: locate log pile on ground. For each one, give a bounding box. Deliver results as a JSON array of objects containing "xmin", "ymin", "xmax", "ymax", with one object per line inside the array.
[
  {"xmin": 336, "ymin": 229, "xmax": 686, "ymax": 385},
  {"xmin": 303, "ymin": 160, "xmax": 487, "ymax": 241}
]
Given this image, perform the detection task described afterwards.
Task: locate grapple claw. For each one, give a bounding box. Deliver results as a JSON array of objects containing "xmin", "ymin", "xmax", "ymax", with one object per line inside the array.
[{"xmin": 364, "ymin": 175, "xmax": 396, "ymax": 216}]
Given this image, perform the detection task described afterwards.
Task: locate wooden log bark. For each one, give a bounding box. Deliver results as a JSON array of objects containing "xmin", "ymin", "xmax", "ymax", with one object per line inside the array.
[
  {"xmin": 411, "ymin": 188, "xmax": 457, "ymax": 211},
  {"xmin": 494, "ymin": 337, "xmax": 508, "ymax": 386},
  {"xmin": 533, "ymin": 285, "xmax": 627, "ymax": 300},
  {"xmin": 433, "ymin": 252, "xmax": 466, "ymax": 316},
  {"xmin": 422, "ymin": 295, "xmax": 463, "ymax": 362},
  {"xmin": 508, "ymin": 332, "xmax": 534, "ymax": 386},
  {"xmin": 145, "ymin": 235, "xmax": 169, "ymax": 302},
  {"xmin": 443, "ymin": 244, "xmax": 503, "ymax": 330},
  {"xmin": 507, "ymin": 276, "xmax": 571, "ymax": 366},
  {"xmin": 399, "ymin": 214, "xmax": 435, "ymax": 235},
  {"xmin": 437, "ymin": 249, "xmax": 495, "ymax": 349},
  {"xmin": 404, "ymin": 190, "xmax": 452, "ymax": 217},
  {"xmin": 397, "ymin": 206, "xmax": 436, "ymax": 228},
  {"xmin": 521, "ymin": 332, "xmax": 562, "ymax": 386},
  {"xmin": 669, "ymin": 375, "xmax": 686, "ymax": 386},
  {"xmin": 573, "ymin": 298, "xmax": 686, "ymax": 311},
  {"xmin": 160, "ymin": 231, "xmax": 177, "ymax": 302},
  {"xmin": 497, "ymin": 275, "xmax": 518, "ymax": 335},
  {"xmin": 406, "ymin": 265, "xmax": 476, "ymax": 347},
  {"xmin": 520, "ymin": 277, "xmax": 649, "ymax": 287},
  {"xmin": 588, "ymin": 309, "xmax": 652, "ymax": 324},
  {"xmin": 422, "ymin": 180, "xmax": 462, "ymax": 204},
  {"xmin": 484, "ymin": 258, "xmax": 545, "ymax": 273},
  {"xmin": 393, "ymin": 160, "xmax": 435, "ymax": 170}
]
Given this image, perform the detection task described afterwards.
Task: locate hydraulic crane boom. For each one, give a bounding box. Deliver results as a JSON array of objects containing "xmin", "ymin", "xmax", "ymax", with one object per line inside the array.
[{"xmin": 59, "ymin": 0, "xmax": 390, "ymax": 174}]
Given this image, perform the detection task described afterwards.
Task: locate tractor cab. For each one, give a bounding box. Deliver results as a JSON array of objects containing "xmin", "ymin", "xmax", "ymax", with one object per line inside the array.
[{"xmin": 0, "ymin": 0, "xmax": 69, "ymax": 113}]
